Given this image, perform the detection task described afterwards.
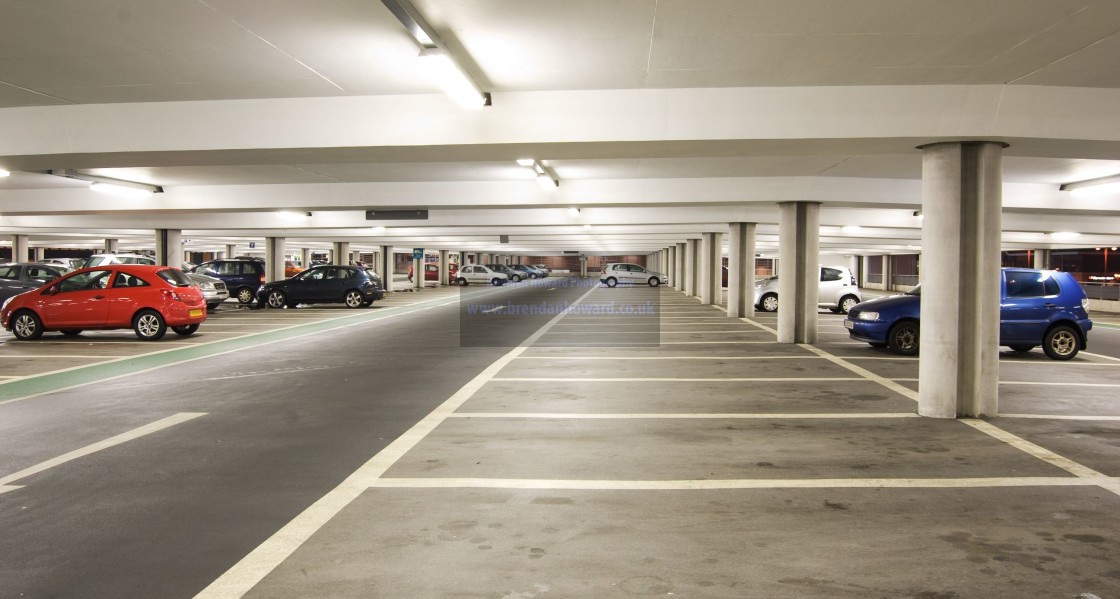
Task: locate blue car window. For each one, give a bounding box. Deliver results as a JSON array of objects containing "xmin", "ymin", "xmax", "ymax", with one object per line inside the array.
[{"xmin": 1005, "ymin": 270, "xmax": 1058, "ymax": 298}]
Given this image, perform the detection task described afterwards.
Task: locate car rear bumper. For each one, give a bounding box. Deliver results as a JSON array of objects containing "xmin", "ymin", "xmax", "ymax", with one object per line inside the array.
[{"xmin": 165, "ymin": 303, "xmax": 207, "ymax": 326}]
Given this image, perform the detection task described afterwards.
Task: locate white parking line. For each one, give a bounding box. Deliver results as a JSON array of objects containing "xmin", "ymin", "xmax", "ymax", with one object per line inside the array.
[
  {"xmin": 1081, "ymin": 352, "xmax": 1120, "ymax": 362},
  {"xmin": 0, "ymin": 412, "xmax": 206, "ymax": 495},
  {"xmin": 999, "ymin": 381, "xmax": 1120, "ymax": 388},
  {"xmin": 370, "ymin": 476, "xmax": 1104, "ymax": 490},
  {"xmin": 493, "ymin": 377, "xmax": 865, "ymax": 382},
  {"xmin": 514, "ymin": 355, "xmax": 823, "ymax": 360},
  {"xmin": 999, "ymin": 414, "xmax": 1120, "ymax": 420},
  {"xmin": 449, "ymin": 412, "xmax": 918, "ymax": 419}
]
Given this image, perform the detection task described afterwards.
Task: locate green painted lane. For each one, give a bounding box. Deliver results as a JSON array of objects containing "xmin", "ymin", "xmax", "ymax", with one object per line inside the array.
[{"xmin": 0, "ymin": 294, "xmax": 468, "ymax": 405}]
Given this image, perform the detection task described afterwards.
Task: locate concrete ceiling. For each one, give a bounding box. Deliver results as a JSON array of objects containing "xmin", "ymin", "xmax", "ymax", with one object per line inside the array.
[{"xmin": 1, "ymin": 0, "xmax": 1120, "ymax": 255}]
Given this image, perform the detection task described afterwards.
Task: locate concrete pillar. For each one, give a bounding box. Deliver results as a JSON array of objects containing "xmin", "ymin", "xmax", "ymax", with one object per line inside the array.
[
  {"xmin": 674, "ymin": 243, "xmax": 685, "ymax": 291},
  {"xmin": 332, "ymin": 242, "xmax": 350, "ymax": 266},
  {"xmin": 439, "ymin": 249, "xmax": 450, "ymax": 286},
  {"xmin": 777, "ymin": 202, "xmax": 820, "ymax": 344},
  {"xmin": 34, "ymin": 246, "xmax": 46, "ymax": 262},
  {"xmin": 918, "ymin": 141, "xmax": 1005, "ymax": 419},
  {"xmin": 700, "ymin": 233, "xmax": 722, "ymax": 305},
  {"xmin": 882, "ymin": 254, "xmax": 893, "ymax": 291},
  {"xmin": 579, "ymin": 256, "xmax": 588, "ymax": 278},
  {"xmin": 682, "ymin": 240, "xmax": 696, "ymax": 296},
  {"xmin": 223, "ymin": 244, "xmax": 235, "ymax": 260},
  {"xmin": 301, "ymin": 248, "xmax": 311, "ymax": 269},
  {"xmin": 10, "ymin": 235, "xmax": 29, "ymax": 262},
  {"xmin": 104, "ymin": 238, "xmax": 119, "ymax": 253},
  {"xmin": 155, "ymin": 229, "xmax": 183, "ymax": 268},
  {"xmin": 1032, "ymin": 249, "xmax": 1051, "ymax": 270},
  {"xmin": 378, "ymin": 245, "xmax": 393, "ymax": 292},
  {"xmin": 413, "ymin": 252, "xmax": 423, "ymax": 289},
  {"xmin": 728, "ymin": 223, "xmax": 757, "ymax": 318},
  {"xmin": 265, "ymin": 237, "xmax": 286, "ymax": 282},
  {"xmin": 666, "ymin": 246, "xmax": 677, "ymax": 287}
]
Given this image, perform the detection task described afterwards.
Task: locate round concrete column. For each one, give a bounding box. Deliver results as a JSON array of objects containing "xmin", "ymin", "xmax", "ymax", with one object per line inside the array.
[
  {"xmin": 727, "ymin": 223, "xmax": 757, "ymax": 318},
  {"xmin": 777, "ymin": 202, "xmax": 820, "ymax": 344},
  {"xmin": 918, "ymin": 141, "xmax": 1005, "ymax": 419}
]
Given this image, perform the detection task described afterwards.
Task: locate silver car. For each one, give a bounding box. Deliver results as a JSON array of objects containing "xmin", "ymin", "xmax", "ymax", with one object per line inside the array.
[
  {"xmin": 186, "ymin": 272, "xmax": 229, "ymax": 310},
  {"xmin": 754, "ymin": 265, "xmax": 861, "ymax": 314},
  {"xmin": 600, "ymin": 263, "xmax": 668, "ymax": 287}
]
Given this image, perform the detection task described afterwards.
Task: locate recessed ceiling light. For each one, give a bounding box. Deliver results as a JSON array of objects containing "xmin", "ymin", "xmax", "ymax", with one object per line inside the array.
[
  {"xmin": 370, "ymin": 226, "xmax": 386, "ymax": 233},
  {"xmin": 0, "ymin": 169, "xmax": 10, "ymax": 177},
  {"xmin": 1050, "ymin": 231, "xmax": 1081, "ymax": 240},
  {"xmin": 841, "ymin": 225, "xmax": 862, "ymax": 233},
  {"xmin": 90, "ymin": 182, "xmax": 153, "ymax": 199}
]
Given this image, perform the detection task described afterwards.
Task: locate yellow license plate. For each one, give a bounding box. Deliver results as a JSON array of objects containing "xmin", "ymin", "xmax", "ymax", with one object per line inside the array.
[{"xmin": 189, "ymin": 309, "xmax": 204, "ymax": 318}]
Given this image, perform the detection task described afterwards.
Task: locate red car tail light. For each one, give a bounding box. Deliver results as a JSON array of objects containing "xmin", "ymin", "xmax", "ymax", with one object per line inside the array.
[
  {"xmin": 161, "ymin": 288, "xmax": 183, "ymax": 302},
  {"xmin": 259, "ymin": 274, "xmax": 266, "ymax": 284}
]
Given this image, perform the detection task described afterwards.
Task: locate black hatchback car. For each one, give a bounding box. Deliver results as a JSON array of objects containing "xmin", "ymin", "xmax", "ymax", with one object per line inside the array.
[{"xmin": 256, "ymin": 265, "xmax": 384, "ymax": 308}]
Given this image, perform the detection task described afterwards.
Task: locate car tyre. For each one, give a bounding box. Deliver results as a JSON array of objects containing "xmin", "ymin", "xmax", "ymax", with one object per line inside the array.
[
  {"xmin": 266, "ymin": 290, "xmax": 288, "ymax": 309},
  {"xmin": 456, "ymin": 277, "xmax": 468, "ymax": 286},
  {"xmin": 839, "ymin": 295, "xmax": 860, "ymax": 314},
  {"xmin": 344, "ymin": 290, "xmax": 364, "ymax": 308},
  {"xmin": 11, "ymin": 311, "xmax": 44, "ymax": 340},
  {"xmin": 236, "ymin": 287, "xmax": 255, "ymax": 304},
  {"xmin": 133, "ymin": 310, "xmax": 167, "ymax": 341},
  {"xmin": 648, "ymin": 277, "xmax": 660, "ymax": 287},
  {"xmin": 529, "ymin": 273, "xmax": 538, "ymax": 279},
  {"xmin": 512, "ymin": 275, "xmax": 522, "ymax": 282},
  {"xmin": 491, "ymin": 278, "xmax": 503, "ymax": 286},
  {"xmin": 605, "ymin": 277, "xmax": 618, "ymax": 288},
  {"xmin": 172, "ymin": 324, "xmax": 199, "ymax": 336},
  {"xmin": 1042, "ymin": 325, "xmax": 1079, "ymax": 360},
  {"xmin": 887, "ymin": 321, "xmax": 919, "ymax": 356},
  {"xmin": 1008, "ymin": 344, "xmax": 1035, "ymax": 353},
  {"xmin": 760, "ymin": 293, "xmax": 778, "ymax": 312},
  {"xmin": 60, "ymin": 329, "xmax": 83, "ymax": 336}
]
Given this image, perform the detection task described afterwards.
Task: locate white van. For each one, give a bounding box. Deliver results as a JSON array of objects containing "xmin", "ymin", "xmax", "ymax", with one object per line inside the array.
[{"xmin": 754, "ymin": 265, "xmax": 861, "ymax": 314}]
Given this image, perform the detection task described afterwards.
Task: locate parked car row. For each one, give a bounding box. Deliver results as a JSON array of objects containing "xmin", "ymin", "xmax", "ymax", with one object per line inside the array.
[{"xmin": 754, "ymin": 265, "xmax": 862, "ymax": 314}]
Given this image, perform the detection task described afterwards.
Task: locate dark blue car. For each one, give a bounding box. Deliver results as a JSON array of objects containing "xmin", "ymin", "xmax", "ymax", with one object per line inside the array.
[{"xmin": 845, "ymin": 268, "xmax": 1092, "ymax": 360}]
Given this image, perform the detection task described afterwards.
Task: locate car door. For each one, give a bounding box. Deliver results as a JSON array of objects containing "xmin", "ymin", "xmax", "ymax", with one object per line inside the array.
[
  {"xmin": 107, "ymin": 271, "xmax": 155, "ymax": 326},
  {"xmin": 629, "ymin": 265, "xmax": 650, "ymax": 284},
  {"xmin": 40, "ymin": 269, "xmax": 114, "ymax": 328},
  {"xmin": 1000, "ymin": 270, "xmax": 1060, "ymax": 343},
  {"xmin": 818, "ymin": 267, "xmax": 845, "ymax": 307}
]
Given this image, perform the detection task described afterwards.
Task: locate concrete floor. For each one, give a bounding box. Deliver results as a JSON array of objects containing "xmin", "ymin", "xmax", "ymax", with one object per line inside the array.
[{"xmin": 1, "ymin": 280, "xmax": 1119, "ymax": 597}]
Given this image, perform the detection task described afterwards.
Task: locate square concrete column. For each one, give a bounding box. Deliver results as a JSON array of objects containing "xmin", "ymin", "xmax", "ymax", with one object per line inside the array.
[
  {"xmin": 1032, "ymin": 249, "xmax": 1051, "ymax": 270},
  {"xmin": 11, "ymin": 235, "xmax": 30, "ymax": 262},
  {"xmin": 332, "ymin": 242, "xmax": 350, "ymax": 266},
  {"xmin": 777, "ymin": 202, "xmax": 820, "ymax": 344},
  {"xmin": 413, "ymin": 252, "xmax": 424, "ymax": 289},
  {"xmin": 34, "ymin": 246, "xmax": 45, "ymax": 262},
  {"xmin": 439, "ymin": 249, "xmax": 450, "ymax": 285},
  {"xmin": 155, "ymin": 229, "xmax": 182, "ymax": 268},
  {"xmin": 301, "ymin": 248, "xmax": 311, "ymax": 269},
  {"xmin": 104, "ymin": 238, "xmax": 119, "ymax": 253},
  {"xmin": 378, "ymin": 245, "xmax": 393, "ymax": 292},
  {"xmin": 700, "ymin": 233, "xmax": 722, "ymax": 305},
  {"xmin": 918, "ymin": 141, "xmax": 1005, "ymax": 418},
  {"xmin": 666, "ymin": 245, "xmax": 677, "ymax": 287},
  {"xmin": 225, "ymin": 244, "xmax": 235, "ymax": 259},
  {"xmin": 265, "ymin": 237, "xmax": 286, "ymax": 282},
  {"xmin": 882, "ymin": 254, "xmax": 893, "ymax": 291},
  {"xmin": 728, "ymin": 223, "xmax": 757, "ymax": 318},
  {"xmin": 579, "ymin": 256, "xmax": 588, "ymax": 277},
  {"xmin": 683, "ymin": 239, "xmax": 697, "ymax": 296},
  {"xmin": 674, "ymin": 243, "xmax": 685, "ymax": 290}
]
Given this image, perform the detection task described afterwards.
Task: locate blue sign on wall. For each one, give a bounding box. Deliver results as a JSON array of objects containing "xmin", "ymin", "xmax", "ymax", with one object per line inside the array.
[
  {"xmin": 249, "ymin": 242, "xmax": 256, "ymax": 249},
  {"xmin": 413, "ymin": 248, "xmax": 424, "ymax": 260}
]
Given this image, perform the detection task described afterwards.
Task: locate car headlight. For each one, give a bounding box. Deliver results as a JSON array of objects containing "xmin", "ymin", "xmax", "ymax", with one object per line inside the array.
[
  {"xmin": 199, "ymin": 282, "xmax": 215, "ymax": 290},
  {"xmin": 1082, "ymin": 298, "xmax": 1089, "ymax": 310},
  {"xmin": 857, "ymin": 311, "xmax": 879, "ymax": 321}
]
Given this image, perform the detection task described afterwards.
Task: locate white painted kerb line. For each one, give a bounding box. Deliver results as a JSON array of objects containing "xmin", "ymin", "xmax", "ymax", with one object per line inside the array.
[
  {"xmin": 193, "ymin": 285, "xmax": 600, "ymax": 599},
  {"xmin": 0, "ymin": 412, "xmax": 206, "ymax": 495}
]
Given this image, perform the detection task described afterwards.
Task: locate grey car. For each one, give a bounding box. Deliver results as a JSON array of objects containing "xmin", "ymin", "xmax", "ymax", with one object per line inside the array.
[
  {"xmin": 186, "ymin": 272, "xmax": 230, "ymax": 310},
  {"xmin": 600, "ymin": 263, "xmax": 668, "ymax": 287}
]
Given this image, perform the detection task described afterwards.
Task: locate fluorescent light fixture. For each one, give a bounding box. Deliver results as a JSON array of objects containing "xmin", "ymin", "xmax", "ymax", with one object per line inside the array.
[
  {"xmin": 278, "ymin": 210, "xmax": 312, "ymax": 221},
  {"xmin": 90, "ymin": 182, "xmax": 153, "ymax": 199},
  {"xmin": 0, "ymin": 169, "xmax": 10, "ymax": 177},
  {"xmin": 1050, "ymin": 231, "xmax": 1081, "ymax": 240},
  {"xmin": 370, "ymin": 226, "xmax": 386, "ymax": 233},
  {"xmin": 516, "ymin": 158, "xmax": 536, "ymax": 167},
  {"xmin": 417, "ymin": 48, "xmax": 489, "ymax": 109},
  {"xmin": 1060, "ymin": 173, "xmax": 1120, "ymax": 198},
  {"xmin": 537, "ymin": 173, "xmax": 559, "ymax": 191},
  {"xmin": 913, "ymin": 210, "xmax": 923, "ymax": 220},
  {"xmin": 841, "ymin": 225, "xmax": 862, "ymax": 233},
  {"xmin": 583, "ymin": 224, "xmax": 592, "ymax": 230},
  {"xmin": 567, "ymin": 207, "xmax": 581, "ymax": 217}
]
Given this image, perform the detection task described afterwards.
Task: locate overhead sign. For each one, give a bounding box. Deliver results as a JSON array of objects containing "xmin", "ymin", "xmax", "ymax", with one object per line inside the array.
[
  {"xmin": 366, "ymin": 210, "xmax": 429, "ymax": 220},
  {"xmin": 413, "ymin": 248, "xmax": 424, "ymax": 260},
  {"xmin": 249, "ymin": 242, "xmax": 256, "ymax": 249}
]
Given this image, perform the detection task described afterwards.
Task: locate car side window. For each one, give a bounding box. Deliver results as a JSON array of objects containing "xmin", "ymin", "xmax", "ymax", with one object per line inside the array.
[
  {"xmin": 821, "ymin": 268, "xmax": 843, "ymax": 282},
  {"xmin": 0, "ymin": 266, "xmax": 18, "ymax": 279},
  {"xmin": 306, "ymin": 268, "xmax": 326, "ymax": 280},
  {"xmin": 112, "ymin": 273, "xmax": 151, "ymax": 288},
  {"xmin": 59, "ymin": 270, "xmax": 112, "ymax": 293},
  {"xmin": 1005, "ymin": 270, "xmax": 1053, "ymax": 298},
  {"xmin": 26, "ymin": 266, "xmax": 58, "ymax": 281}
]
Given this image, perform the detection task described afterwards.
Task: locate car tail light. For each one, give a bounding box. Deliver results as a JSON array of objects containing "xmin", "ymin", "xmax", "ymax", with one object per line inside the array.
[
  {"xmin": 259, "ymin": 274, "xmax": 266, "ymax": 284},
  {"xmin": 161, "ymin": 288, "xmax": 183, "ymax": 302}
]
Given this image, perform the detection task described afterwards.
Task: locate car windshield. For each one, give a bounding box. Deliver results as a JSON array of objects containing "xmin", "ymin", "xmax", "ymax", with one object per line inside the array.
[
  {"xmin": 157, "ymin": 269, "xmax": 194, "ymax": 287},
  {"xmin": 905, "ymin": 285, "xmax": 921, "ymax": 296}
]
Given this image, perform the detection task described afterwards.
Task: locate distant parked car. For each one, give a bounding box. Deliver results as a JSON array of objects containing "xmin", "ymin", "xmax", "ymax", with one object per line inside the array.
[
  {"xmin": 845, "ymin": 268, "xmax": 1092, "ymax": 360},
  {"xmin": 754, "ymin": 265, "xmax": 861, "ymax": 314},
  {"xmin": 191, "ymin": 257, "xmax": 266, "ymax": 305},
  {"xmin": 532, "ymin": 264, "xmax": 551, "ymax": 275},
  {"xmin": 2, "ymin": 265, "xmax": 206, "ymax": 341},
  {"xmin": 257, "ymin": 265, "xmax": 384, "ymax": 309},
  {"xmin": 284, "ymin": 260, "xmax": 305, "ymax": 278},
  {"xmin": 82, "ymin": 253, "xmax": 156, "ymax": 268},
  {"xmin": 408, "ymin": 263, "xmax": 440, "ymax": 282},
  {"xmin": 509, "ymin": 265, "xmax": 544, "ymax": 280},
  {"xmin": 0, "ymin": 263, "xmax": 68, "ymax": 304},
  {"xmin": 185, "ymin": 272, "xmax": 229, "ymax": 310},
  {"xmin": 39, "ymin": 257, "xmax": 87, "ymax": 270},
  {"xmin": 455, "ymin": 264, "xmax": 508, "ymax": 286},
  {"xmin": 600, "ymin": 263, "xmax": 667, "ymax": 287},
  {"xmin": 484, "ymin": 264, "xmax": 525, "ymax": 282}
]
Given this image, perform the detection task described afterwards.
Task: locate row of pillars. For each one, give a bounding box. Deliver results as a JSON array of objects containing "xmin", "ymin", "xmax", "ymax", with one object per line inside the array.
[{"xmin": 649, "ymin": 141, "xmax": 1008, "ymax": 420}]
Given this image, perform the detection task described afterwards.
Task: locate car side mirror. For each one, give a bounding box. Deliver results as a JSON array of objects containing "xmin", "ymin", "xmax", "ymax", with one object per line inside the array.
[{"xmin": 44, "ymin": 285, "xmax": 58, "ymax": 295}]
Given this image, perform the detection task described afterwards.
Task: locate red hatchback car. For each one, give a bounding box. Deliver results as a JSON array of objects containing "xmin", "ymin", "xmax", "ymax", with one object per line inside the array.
[{"xmin": 1, "ymin": 265, "xmax": 207, "ymax": 341}]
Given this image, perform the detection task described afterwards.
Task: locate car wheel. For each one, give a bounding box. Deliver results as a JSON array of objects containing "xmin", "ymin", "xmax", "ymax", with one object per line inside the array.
[
  {"xmin": 839, "ymin": 295, "xmax": 860, "ymax": 314},
  {"xmin": 11, "ymin": 311, "xmax": 44, "ymax": 340},
  {"xmin": 648, "ymin": 277, "xmax": 660, "ymax": 287},
  {"xmin": 512, "ymin": 275, "xmax": 522, "ymax": 282},
  {"xmin": 172, "ymin": 324, "xmax": 199, "ymax": 336},
  {"xmin": 133, "ymin": 310, "xmax": 167, "ymax": 341},
  {"xmin": 60, "ymin": 329, "xmax": 83, "ymax": 336},
  {"xmin": 491, "ymin": 278, "xmax": 503, "ymax": 286},
  {"xmin": 887, "ymin": 321, "xmax": 919, "ymax": 356},
  {"xmin": 606, "ymin": 277, "xmax": 618, "ymax": 288},
  {"xmin": 457, "ymin": 277, "xmax": 468, "ymax": 286},
  {"xmin": 236, "ymin": 287, "xmax": 254, "ymax": 304},
  {"xmin": 344, "ymin": 290, "xmax": 364, "ymax": 308},
  {"xmin": 267, "ymin": 290, "xmax": 287, "ymax": 309},
  {"xmin": 1043, "ymin": 325, "xmax": 1079, "ymax": 360},
  {"xmin": 1008, "ymin": 344, "xmax": 1035, "ymax": 353},
  {"xmin": 530, "ymin": 273, "xmax": 538, "ymax": 279},
  {"xmin": 760, "ymin": 293, "xmax": 778, "ymax": 312}
]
